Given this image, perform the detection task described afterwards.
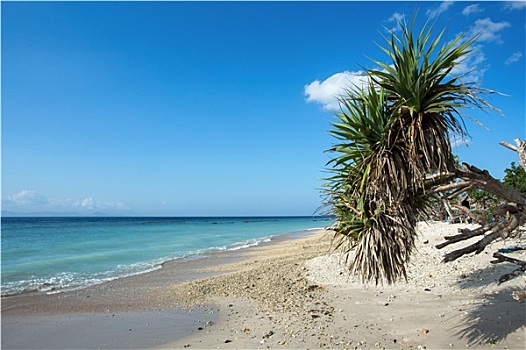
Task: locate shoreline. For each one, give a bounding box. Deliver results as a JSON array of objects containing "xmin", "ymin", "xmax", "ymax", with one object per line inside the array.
[
  {"xmin": 1, "ymin": 229, "xmax": 328, "ymax": 349},
  {"xmin": 2, "ymin": 223, "xmax": 525, "ymax": 349},
  {"xmin": 1, "ymin": 219, "xmax": 328, "ymax": 298}
]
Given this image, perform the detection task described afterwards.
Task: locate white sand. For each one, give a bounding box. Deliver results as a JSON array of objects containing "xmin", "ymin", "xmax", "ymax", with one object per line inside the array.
[
  {"xmin": 307, "ymin": 222, "xmax": 526, "ymax": 293},
  {"xmin": 163, "ymin": 222, "xmax": 525, "ymax": 349}
]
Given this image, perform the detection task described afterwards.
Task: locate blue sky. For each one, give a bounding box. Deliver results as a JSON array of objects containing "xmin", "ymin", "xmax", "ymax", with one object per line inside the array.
[{"xmin": 2, "ymin": 1, "xmax": 525, "ymax": 216}]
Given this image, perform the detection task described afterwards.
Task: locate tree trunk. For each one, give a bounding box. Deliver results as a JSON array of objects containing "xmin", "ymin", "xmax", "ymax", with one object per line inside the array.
[{"xmin": 455, "ymin": 164, "xmax": 526, "ymax": 207}]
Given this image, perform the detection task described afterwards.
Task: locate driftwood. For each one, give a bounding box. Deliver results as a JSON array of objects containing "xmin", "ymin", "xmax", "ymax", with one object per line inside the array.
[
  {"xmin": 432, "ymin": 139, "xmax": 526, "ymax": 284},
  {"xmin": 452, "ymin": 204, "xmax": 480, "ymax": 224},
  {"xmin": 441, "ymin": 213, "xmax": 522, "ymax": 262},
  {"xmin": 491, "ymin": 251, "xmax": 526, "ymax": 284}
]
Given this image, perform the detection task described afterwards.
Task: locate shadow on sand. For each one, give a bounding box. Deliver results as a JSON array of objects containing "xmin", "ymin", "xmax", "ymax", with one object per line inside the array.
[
  {"xmin": 452, "ymin": 260, "xmax": 525, "ymax": 345},
  {"xmin": 454, "ymin": 263, "xmax": 518, "ymax": 290},
  {"xmin": 452, "ymin": 286, "xmax": 525, "ymax": 345}
]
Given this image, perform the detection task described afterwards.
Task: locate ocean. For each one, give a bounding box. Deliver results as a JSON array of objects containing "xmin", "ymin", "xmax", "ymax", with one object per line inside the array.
[{"xmin": 1, "ymin": 216, "xmax": 332, "ymax": 296}]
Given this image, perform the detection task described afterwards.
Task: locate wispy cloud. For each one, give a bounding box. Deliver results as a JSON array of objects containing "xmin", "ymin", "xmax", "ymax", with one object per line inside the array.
[
  {"xmin": 76, "ymin": 197, "xmax": 97, "ymax": 210},
  {"xmin": 451, "ymin": 45, "xmax": 488, "ymax": 83},
  {"xmin": 462, "ymin": 4, "xmax": 484, "ymax": 16},
  {"xmin": 505, "ymin": 51, "xmax": 523, "ymax": 65},
  {"xmin": 386, "ymin": 12, "xmax": 406, "ymax": 32},
  {"xmin": 75, "ymin": 197, "xmax": 128, "ymax": 211},
  {"xmin": 449, "ymin": 17, "xmax": 511, "ymax": 83},
  {"xmin": 3, "ymin": 190, "xmax": 49, "ymax": 207},
  {"xmin": 504, "ymin": 1, "xmax": 526, "ymax": 11},
  {"xmin": 466, "ymin": 18, "xmax": 511, "ymax": 44},
  {"xmin": 304, "ymin": 70, "xmax": 368, "ymax": 110},
  {"xmin": 427, "ymin": 1, "xmax": 455, "ymax": 18},
  {"xmin": 2, "ymin": 189, "xmax": 128, "ymax": 213}
]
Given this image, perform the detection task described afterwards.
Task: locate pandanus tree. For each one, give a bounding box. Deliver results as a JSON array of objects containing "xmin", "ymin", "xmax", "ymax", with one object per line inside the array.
[{"xmin": 325, "ymin": 18, "xmax": 526, "ymax": 285}]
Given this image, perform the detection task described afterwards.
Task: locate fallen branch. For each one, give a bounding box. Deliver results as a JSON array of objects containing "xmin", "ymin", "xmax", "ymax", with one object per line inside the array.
[
  {"xmin": 436, "ymin": 221, "xmax": 504, "ymax": 249},
  {"xmin": 443, "ymin": 213, "xmax": 521, "ymax": 262},
  {"xmin": 451, "ymin": 204, "xmax": 481, "ymax": 224},
  {"xmin": 423, "ymin": 140, "xmax": 526, "ymax": 283},
  {"xmin": 491, "ymin": 252, "xmax": 526, "ymax": 284}
]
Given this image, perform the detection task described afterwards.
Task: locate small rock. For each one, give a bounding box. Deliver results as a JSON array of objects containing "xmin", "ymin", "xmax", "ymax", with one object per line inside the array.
[
  {"xmin": 421, "ymin": 328, "xmax": 430, "ymax": 334},
  {"xmin": 263, "ymin": 330, "xmax": 275, "ymax": 339},
  {"xmin": 224, "ymin": 339, "xmax": 232, "ymax": 343}
]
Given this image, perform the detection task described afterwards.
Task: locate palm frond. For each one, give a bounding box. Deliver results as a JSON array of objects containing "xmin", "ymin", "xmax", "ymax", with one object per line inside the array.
[{"xmin": 324, "ymin": 15, "xmax": 501, "ymax": 284}]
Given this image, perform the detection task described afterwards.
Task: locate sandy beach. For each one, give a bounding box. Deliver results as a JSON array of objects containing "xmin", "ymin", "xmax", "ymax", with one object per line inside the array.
[{"xmin": 2, "ymin": 223, "xmax": 525, "ymax": 349}]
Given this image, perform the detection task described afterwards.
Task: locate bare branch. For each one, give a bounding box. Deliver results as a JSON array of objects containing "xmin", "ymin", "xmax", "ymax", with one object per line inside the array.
[
  {"xmin": 452, "ymin": 204, "xmax": 481, "ymax": 224},
  {"xmin": 500, "ymin": 138, "xmax": 526, "ymax": 170},
  {"xmin": 491, "ymin": 252, "xmax": 526, "ymax": 284},
  {"xmin": 455, "ymin": 165, "xmax": 526, "ymax": 206},
  {"xmin": 499, "ymin": 141, "xmax": 518, "ymax": 152},
  {"xmin": 436, "ymin": 222, "xmax": 499, "ymax": 249},
  {"xmin": 446, "ymin": 185, "xmax": 474, "ymax": 200},
  {"xmin": 440, "ymin": 196, "xmax": 455, "ymax": 223},
  {"xmin": 430, "ymin": 181, "xmax": 471, "ymax": 195},
  {"xmin": 443, "ymin": 214, "xmax": 521, "ymax": 262},
  {"xmin": 425, "ymin": 172, "xmax": 456, "ymax": 182}
]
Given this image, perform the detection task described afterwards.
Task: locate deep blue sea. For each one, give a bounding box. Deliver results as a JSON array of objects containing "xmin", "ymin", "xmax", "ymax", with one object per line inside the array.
[{"xmin": 1, "ymin": 216, "xmax": 332, "ymax": 296}]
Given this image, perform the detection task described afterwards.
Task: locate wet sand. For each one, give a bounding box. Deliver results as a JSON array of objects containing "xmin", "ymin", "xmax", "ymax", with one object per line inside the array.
[{"xmin": 1, "ymin": 230, "xmax": 326, "ymax": 349}]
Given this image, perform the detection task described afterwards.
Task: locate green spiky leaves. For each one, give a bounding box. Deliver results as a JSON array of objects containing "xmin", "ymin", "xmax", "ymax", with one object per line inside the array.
[{"xmin": 325, "ymin": 16, "xmax": 498, "ymax": 285}]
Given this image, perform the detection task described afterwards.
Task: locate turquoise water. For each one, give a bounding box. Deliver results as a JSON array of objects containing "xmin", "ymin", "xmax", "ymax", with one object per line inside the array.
[{"xmin": 1, "ymin": 216, "xmax": 331, "ymax": 296}]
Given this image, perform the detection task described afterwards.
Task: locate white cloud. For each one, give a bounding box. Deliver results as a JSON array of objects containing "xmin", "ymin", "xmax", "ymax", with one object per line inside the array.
[
  {"xmin": 505, "ymin": 51, "xmax": 523, "ymax": 65},
  {"xmin": 3, "ymin": 190, "xmax": 49, "ymax": 207},
  {"xmin": 386, "ymin": 12, "xmax": 406, "ymax": 32},
  {"xmin": 304, "ymin": 70, "xmax": 368, "ymax": 110},
  {"xmin": 77, "ymin": 197, "xmax": 96, "ymax": 209},
  {"xmin": 2, "ymin": 190, "xmax": 128, "ymax": 214},
  {"xmin": 467, "ymin": 18, "xmax": 511, "ymax": 44},
  {"xmin": 451, "ymin": 136, "xmax": 472, "ymax": 148},
  {"xmin": 451, "ymin": 45, "xmax": 487, "ymax": 83},
  {"xmin": 504, "ymin": 1, "xmax": 526, "ymax": 10},
  {"xmin": 448, "ymin": 17, "xmax": 510, "ymax": 83},
  {"xmin": 427, "ymin": 1, "xmax": 455, "ymax": 18},
  {"xmin": 75, "ymin": 197, "xmax": 128, "ymax": 211},
  {"xmin": 462, "ymin": 4, "xmax": 484, "ymax": 16}
]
